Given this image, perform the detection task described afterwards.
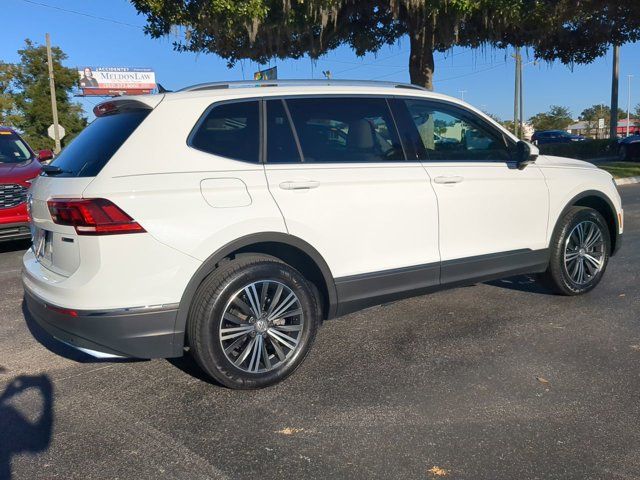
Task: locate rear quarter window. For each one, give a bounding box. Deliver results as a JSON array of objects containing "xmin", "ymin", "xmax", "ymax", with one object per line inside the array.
[
  {"xmin": 189, "ymin": 100, "xmax": 260, "ymax": 163},
  {"xmin": 50, "ymin": 109, "xmax": 150, "ymax": 177}
]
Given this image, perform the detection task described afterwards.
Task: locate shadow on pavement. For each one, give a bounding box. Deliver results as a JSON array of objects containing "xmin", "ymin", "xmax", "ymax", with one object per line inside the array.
[
  {"xmin": 485, "ymin": 274, "xmax": 554, "ymax": 295},
  {"xmin": 21, "ymin": 301, "xmax": 146, "ymax": 365},
  {"xmin": 0, "ymin": 374, "xmax": 53, "ymax": 480},
  {"xmin": 166, "ymin": 355, "xmax": 224, "ymax": 388},
  {"xmin": 0, "ymin": 240, "xmax": 30, "ymax": 254}
]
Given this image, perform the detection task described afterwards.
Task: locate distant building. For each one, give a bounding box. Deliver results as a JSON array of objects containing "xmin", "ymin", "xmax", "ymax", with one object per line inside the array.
[{"xmin": 568, "ymin": 118, "xmax": 640, "ymax": 139}]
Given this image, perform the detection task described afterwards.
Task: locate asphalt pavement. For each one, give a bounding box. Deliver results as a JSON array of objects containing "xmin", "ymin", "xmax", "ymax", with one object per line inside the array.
[{"xmin": 1, "ymin": 185, "xmax": 639, "ymax": 480}]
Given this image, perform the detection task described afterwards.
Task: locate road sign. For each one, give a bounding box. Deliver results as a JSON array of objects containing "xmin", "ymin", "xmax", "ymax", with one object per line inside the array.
[
  {"xmin": 598, "ymin": 118, "xmax": 605, "ymax": 129},
  {"xmin": 48, "ymin": 124, "xmax": 65, "ymax": 140}
]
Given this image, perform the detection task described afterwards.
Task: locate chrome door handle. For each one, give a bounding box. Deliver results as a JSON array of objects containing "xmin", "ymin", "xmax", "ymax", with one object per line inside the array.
[
  {"xmin": 433, "ymin": 175, "xmax": 464, "ymax": 184},
  {"xmin": 279, "ymin": 180, "xmax": 320, "ymax": 190}
]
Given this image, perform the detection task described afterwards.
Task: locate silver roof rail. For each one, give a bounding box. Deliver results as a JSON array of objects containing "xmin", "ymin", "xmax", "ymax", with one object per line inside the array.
[{"xmin": 178, "ymin": 79, "xmax": 427, "ymax": 92}]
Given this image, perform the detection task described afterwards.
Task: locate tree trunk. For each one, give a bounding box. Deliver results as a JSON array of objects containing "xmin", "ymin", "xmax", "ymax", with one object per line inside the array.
[{"xmin": 408, "ymin": 24, "xmax": 435, "ymax": 90}]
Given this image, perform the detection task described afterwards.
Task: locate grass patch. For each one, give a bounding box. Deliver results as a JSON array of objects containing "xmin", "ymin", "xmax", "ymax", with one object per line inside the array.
[{"xmin": 598, "ymin": 161, "xmax": 640, "ymax": 178}]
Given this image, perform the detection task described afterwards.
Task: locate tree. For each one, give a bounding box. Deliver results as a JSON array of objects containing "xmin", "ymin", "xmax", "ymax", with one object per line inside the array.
[
  {"xmin": 528, "ymin": 105, "xmax": 573, "ymax": 132},
  {"xmin": 0, "ymin": 63, "xmax": 17, "ymax": 126},
  {"xmin": 3, "ymin": 39, "xmax": 86, "ymax": 150},
  {"xmin": 131, "ymin": 1, "xmax": 640, "ymax": 89}
]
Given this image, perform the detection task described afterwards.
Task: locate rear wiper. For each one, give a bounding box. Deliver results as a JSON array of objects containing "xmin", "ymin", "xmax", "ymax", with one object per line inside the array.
[{"xmin": 41, "ymin": 165, "xmax": 71, "ymax": 176}]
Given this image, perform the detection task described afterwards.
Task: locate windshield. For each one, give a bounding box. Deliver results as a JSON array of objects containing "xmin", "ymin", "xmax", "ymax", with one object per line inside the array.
[{"xmin": 0, "ymin": 132, "xmax": 32, "ymax": 164}]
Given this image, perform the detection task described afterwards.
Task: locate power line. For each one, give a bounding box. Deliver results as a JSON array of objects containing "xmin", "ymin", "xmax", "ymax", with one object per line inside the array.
[
  {"xmin": 371, "ymin": 60, "xmax": 509, "ymax": 82},
  {"xmin": 18, "ymin": 0, "xmax": 144, "ymax": 30}
]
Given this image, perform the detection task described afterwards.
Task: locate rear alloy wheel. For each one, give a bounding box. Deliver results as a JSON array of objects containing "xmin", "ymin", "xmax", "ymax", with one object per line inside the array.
[
  {"xmin": 540, "ymin": 206, "xmax": 611, "ymax": 295},
  {"xmin": 219, "ymin": 280, "xmax": 304, "ymax": 374},
  {"xmin": 187, "ymin": 254, "xmax": 319, "ymax": 389}
]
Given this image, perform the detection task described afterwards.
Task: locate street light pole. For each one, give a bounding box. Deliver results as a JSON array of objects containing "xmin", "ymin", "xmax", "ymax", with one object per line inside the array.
[
  {"xmin": 513, "ymin": 47, "xmax": 521, "ymax": 138},
  {"xmin": 45, "ymin": 33, "xmax": 61, "ymax": 154},
  {"xmin": 627, "ymin": 74, "xmax": 633, "ymax": 137}
]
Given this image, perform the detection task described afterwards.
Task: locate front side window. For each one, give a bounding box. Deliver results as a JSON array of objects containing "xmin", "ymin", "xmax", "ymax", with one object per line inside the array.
[
  {"xmin": 284, "ymin": 97, "xmax": 404, "ymax": 163},
  {"xmin": 404, "ymin": 99, "xmax": 512, "ymax": 162},
  {"xmin": 191, "ymin": 100, "xmax": 260, "ymax": 162}
]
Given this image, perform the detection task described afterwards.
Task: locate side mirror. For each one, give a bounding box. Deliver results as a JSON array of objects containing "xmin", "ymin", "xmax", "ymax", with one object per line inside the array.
[
  {"xmin": 37, "ymin": 149, "xmax": 54, "ymax": 163},
  {"xmin": 516, "ymin": 141, "xmax": 538, "ymax": 170}
]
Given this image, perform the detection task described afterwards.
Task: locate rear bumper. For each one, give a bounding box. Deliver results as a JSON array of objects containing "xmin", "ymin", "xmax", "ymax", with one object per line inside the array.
[{"xmin": 23, "ymin": 285, "xmax": 182, "ymax": 359}]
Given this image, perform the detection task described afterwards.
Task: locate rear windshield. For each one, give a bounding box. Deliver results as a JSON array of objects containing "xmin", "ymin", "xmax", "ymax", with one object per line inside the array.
[
  {"xmin": 49, "ymin": 110, "xmax": 149, "ymax": 177},
  {"xmin": 0, "ymin": 132, "xmax": 32, "ymax": 163}
]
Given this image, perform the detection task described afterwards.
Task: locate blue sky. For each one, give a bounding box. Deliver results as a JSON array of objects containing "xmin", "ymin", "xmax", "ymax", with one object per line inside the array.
[{"xmin": 3, "ymin": 0, "xmax": 639, "ymax": 122}]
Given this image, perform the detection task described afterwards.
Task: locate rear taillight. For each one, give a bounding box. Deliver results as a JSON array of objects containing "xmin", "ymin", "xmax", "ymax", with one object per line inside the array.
[{"xmin": 47, "ymin": 198, "xmax": 145, "ymax": 235}]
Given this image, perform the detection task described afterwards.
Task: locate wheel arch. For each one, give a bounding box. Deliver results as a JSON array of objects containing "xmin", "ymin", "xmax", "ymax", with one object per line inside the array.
[
  {"xmin": 554, "ymin": 190, "xmax": 620, "ymax": 255},
  {"xmin": 173, "ymin": 232, "xmax": 337, "ymax": 355}
]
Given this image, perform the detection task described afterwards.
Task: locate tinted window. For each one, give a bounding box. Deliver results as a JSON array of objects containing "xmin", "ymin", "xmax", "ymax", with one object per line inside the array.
[
  {"xmin": 285, "ymin": 97, "xmax": 404, "ymax": 163},
  {"xmin": 266, "ymin": 99, "xmax": 301, "ymax": 163},
  {"xmin": 404, "ymin": 99, "xmax": 512, "ymax": 162},
  {"xmin": 0, "ymin": 132, "xmax": 32, "ymax": 164},
  {"xmin": 191, "ymin": 101, "xmax": 259, "ymax": 162},
  {"xmin": 50, "ymin": 110, "xmax": 149, "ymax": 177}
]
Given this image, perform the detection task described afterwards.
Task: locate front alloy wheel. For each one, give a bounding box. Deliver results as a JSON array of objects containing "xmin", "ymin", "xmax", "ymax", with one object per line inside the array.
[
  {"xmin": 563, "ymin": 220, "xmax": 606, "ymax": 285},
  {"xmin": 540, "ymin": 206, "xmax": 611, "ymax": 295}
]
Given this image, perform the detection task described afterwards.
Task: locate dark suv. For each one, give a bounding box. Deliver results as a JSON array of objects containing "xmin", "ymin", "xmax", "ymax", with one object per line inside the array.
[{"xmin": 531, "ymin": 130, "xmax": 587, "ymax": 145}]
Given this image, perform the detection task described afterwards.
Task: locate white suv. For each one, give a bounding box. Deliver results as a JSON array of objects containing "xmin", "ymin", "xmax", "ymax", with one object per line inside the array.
[{"xmin": 22, "ymin": 80, "xmax": 623, "ymax": 389}]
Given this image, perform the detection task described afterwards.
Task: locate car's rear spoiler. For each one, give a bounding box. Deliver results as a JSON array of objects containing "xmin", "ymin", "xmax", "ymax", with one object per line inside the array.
[{"xmin": 93, "ymin": 95, "xmax": 164, "ymax": 117}]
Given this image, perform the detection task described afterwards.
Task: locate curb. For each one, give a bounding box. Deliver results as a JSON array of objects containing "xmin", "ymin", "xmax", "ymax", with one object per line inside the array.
[{"xmin": 615, "ymin": 176, "xmax": 640, "ymax": 186}]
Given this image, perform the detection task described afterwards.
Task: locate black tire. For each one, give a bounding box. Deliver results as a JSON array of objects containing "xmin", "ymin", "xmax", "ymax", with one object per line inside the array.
[
  {"xmin": 540, "ymin": 206, "xmax": 611, "ymax": 295},
  {"xmin": 187, "ymin": 254, "xmax": 319, "ymax": 389},
  {"xmin": 619, "ymin": 145, "xmax": 628, "ymax": 161}
]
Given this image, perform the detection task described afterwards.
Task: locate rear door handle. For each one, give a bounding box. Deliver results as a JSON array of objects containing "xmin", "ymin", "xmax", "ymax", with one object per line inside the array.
[
  {"xmin": 279, "ymin": 180, "xmax": 320, "ymax": 190},
  {"xmin": 433, "ymin": 175, "xmax": 464, "ymax": 185}
]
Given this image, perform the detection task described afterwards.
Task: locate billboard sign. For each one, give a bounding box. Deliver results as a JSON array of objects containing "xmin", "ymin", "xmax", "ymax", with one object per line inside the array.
[
  {"xmin": 254, "ymin": 66, "xmax": 277, "ymax": 81},
  {"xmin": 78, "ymin": 67, "xmax": 156, "ymax": 96}
]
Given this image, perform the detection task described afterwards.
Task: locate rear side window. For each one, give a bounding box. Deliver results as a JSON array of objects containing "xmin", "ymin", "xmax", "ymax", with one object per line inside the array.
[
  {"xmin": 190, "ymin": 100, "xmax": 260, "ymax": 162},
  {"xmin": 50, "ymin": 110, "xmax": 149, "ymax": 177},
  {"xmin": 266, "ymin": 99, "xmax": 301, "ymax": 163},
  {"xmin": 285, "ymin": 97, "xmax": 404, "ymax": 163}
]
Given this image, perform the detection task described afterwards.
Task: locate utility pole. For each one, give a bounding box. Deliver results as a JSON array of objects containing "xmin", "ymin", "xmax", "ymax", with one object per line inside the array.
[
  {"xmin": 46, "ymin": 33, "xmax": 61, "ymax": 154},
  {"xmin": 458, "ymin": 90, "xmax": 467, "ymax": 101},
  {"xmin": 610, "ymin": 45, "xmax": 619, "ymax": 140},
  {"xmin": 513, "ymin": 47, "xmax": 522, "ymax": 138},
  {"xmin": 519, "ymin": 53, "xmax": 524, "ymax": 137},
  {"xmin": 627, "ymin": 74, "xmax": 633, "ymax": 137}
]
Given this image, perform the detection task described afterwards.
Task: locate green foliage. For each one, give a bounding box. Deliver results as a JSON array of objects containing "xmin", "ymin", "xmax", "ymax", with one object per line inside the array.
[
  {"xmin": 598, "ymin": 162, "xmax": 640, "ymax": 179},
  {"xmin": 580, "ymin": 104, "xmax": 626, "ymax": 125},
  {"xmin": 2, "ymin": 39, "xmax": 86, "ymax": 151},
  {"xmin": 528, "ymin": 105, "xmax": 573, "ymax": 132},
  {"xmin": 130, "ymin": 1, "xmax": 640, "ymax": 88},
  {"xmin": 538, "ymin": 139, "xmax": 617, "ymax": 160}
]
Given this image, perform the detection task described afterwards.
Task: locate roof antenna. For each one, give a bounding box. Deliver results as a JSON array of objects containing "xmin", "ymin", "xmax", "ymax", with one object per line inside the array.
[{"xmin": 156, "ymin": 83, "xmax": 172, "ymax": 93}]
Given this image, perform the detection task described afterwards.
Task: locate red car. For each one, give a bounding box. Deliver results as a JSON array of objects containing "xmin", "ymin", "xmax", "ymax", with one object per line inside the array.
[{"xmin": 0, "ymin": 127, "xmax": 53, "ymax": 242}]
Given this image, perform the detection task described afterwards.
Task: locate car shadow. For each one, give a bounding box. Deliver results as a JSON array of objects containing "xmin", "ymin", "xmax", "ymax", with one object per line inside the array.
[
  {"xmin": 0, "ymin": 239, "xmax": 30, "ymax": 254},
  {"xmin": 166, "ymin": 355, "xmax": 224, "ymax": 388},
  {"xmin": 484, "ymin": 274, "xmax": 554, "ymax": 295},
  {"xmin": 0, "ymin": 374, "xmax": 54, "ymax": 480},
  {"xmin": 21, "ymin": 300, "xmax": 145, "ymax": 365}
]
